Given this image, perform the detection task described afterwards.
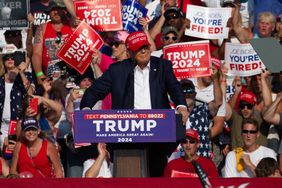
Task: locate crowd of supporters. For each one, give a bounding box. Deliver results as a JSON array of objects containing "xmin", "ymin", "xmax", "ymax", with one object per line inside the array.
[{"xmin": 0, "ymin": 0, "xmax": 281, "ymax": 179}]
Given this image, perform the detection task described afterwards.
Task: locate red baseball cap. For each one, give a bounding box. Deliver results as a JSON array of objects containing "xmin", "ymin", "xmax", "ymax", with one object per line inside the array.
[
  {"xmin": 185, "ymin": 129, "xmax": 199, "ymax": 142},
  {"xmin": 125, "ymin": 31, "xmax": 150, "ymax": 52},
  {"xmin": 239, "ymin": 90, "xmax": 257, "ymax": 104}
]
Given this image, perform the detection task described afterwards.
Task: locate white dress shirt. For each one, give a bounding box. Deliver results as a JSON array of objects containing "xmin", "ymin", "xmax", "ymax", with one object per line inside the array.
[{"xmin": 134, "ymin": 63, "xmax": 151, "ymax": 109}]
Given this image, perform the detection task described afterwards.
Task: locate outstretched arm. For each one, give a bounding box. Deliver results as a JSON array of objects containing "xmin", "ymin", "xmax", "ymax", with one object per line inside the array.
[
  {"xmin": 263, "ymin": 92, "xmax": 282, "ymax": 125},
  {"xmin": 85, "ymin": 143, "xmax": 109, "ymax": 177}
]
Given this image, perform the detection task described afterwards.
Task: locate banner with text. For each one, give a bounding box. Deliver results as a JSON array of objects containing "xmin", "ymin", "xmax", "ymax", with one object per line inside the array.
[
  {"xmin": 74, "ymin": 0, "xmax": 122, "ymax": 31},
  {"xmin": 185, "ymin": 5, "xmax": 231, "ymax": 39},
  {"xmin": 0, "ymin": 0, "xmax": 29, "ymax": 29},
  {"xmin": 225, "ymin": 42, "xmax": 265, "ymax": 77},
  {"xmin": 163, "ymin": 40, "xmax": 211, "ymax": 79},
  {"xmin": 122, "ymin": 0, "xmax": 148, "ymax": 32},
  {"xmin": 57, "ymin": 21, "xmax": 104, "ymax": 74},
  {"xmin": 73, "ymin": 109, "xmax": 176, "ymax": 143}
]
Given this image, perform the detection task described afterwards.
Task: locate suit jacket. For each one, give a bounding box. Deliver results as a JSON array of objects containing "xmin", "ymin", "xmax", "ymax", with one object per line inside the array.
[{"xmin": 80, "ymin": 56, "xmax": 186, "ymax": 110}]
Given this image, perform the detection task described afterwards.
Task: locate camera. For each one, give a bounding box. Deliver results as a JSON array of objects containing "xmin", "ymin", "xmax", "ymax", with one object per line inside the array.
[
  {"xmin": 75, "ymin": 88, "xmax": 85, "ymax": 95},
  {"xmin": 13, "ymin": 50, "xmax": 26, "ymax": 66}
]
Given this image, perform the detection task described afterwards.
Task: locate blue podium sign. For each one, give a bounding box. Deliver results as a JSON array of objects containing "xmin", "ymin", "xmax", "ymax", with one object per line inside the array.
[{"xmin": 73, "ymin": 109, "xmax": 176, "ymax": 143}]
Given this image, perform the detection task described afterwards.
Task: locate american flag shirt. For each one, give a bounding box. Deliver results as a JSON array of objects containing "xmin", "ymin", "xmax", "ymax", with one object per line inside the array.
[{"xmin": 186, "ymin": 103, "xmax": 212, "ymax": 158}]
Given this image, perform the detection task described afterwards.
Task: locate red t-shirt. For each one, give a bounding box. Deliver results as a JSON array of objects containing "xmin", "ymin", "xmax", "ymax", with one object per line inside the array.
[
  {"xmin": 18, "ymin": 139, "xmax": 54, "ymax": 178},
  {"xmin": 163, "ymin": 156, "xmax": 219, "ymax": 177},
  {"xmin": 42, "ymin": 22, "xmax": 73, "ymax": 74}
]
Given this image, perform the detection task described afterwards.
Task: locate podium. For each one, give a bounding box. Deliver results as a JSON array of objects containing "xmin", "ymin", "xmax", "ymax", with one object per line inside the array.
[
  {"xmin": 73, "ymin": 110, "xmax": 185, "ymax": 177},
  {"xmin": 112, "ymin": 114, "xmax": 185, "ymax": 177},
  {"xmin": 114, "ymin": 149, "xmax": 148, "ymax": 177}
]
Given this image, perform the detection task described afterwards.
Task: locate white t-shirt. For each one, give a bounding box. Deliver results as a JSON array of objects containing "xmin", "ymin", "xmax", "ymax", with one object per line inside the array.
[
  {"xmin": 223, "ymin": 146, "xmax": 277, "ymax": 177},
  {"xmin": 82, "ymin": 158, "xmax": 113, "ymax": 178},
  {"xmin": 191, "ymin": 78, "xmax": 226, "ymax": 117}
]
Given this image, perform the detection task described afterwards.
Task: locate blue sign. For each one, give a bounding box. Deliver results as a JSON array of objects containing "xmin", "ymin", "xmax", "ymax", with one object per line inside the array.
[
  {"xmin": 122, "ymin": 0, "xmax": 148, "ymax": 32},
  {"xmin": 73, "ymin": 109, "xmax": 176, "ymax": 143}
]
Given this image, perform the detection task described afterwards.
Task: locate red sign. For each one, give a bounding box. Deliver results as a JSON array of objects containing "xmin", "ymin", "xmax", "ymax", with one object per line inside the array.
[
  {"xmin": 163, "ymin": 41, "xmax": 211, "ymax": 79},
  {"xmin": 57, "ymin": 21, "xmax": 104, "ymax": 74},
  {"xmin": 74, "ymin": 0, "xmax": 122, "ymax": 31},
  {"xmin": 4, "ymin": 120, "xmax": 17, "ymax": 156},
  {"xmin": 171, "ymin": 170, "xmax": 198, "ymax": 178}
]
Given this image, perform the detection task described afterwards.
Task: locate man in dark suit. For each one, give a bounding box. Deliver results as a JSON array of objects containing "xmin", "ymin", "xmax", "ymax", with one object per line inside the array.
[{"xmin": 80, "ymin": 31, "xmax": 188, "ymax": 177}]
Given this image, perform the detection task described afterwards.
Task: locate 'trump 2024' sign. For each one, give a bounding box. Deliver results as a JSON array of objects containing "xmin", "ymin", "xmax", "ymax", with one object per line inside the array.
[{"xmin": 73, "ymin": 109, "xmax": 176, "ymax": 143}]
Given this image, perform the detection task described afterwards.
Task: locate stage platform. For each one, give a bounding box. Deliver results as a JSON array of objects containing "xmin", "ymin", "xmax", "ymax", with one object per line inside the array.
[{"xmin": 0, "ymin": 177, "xmax": 281, "ymax": 188}]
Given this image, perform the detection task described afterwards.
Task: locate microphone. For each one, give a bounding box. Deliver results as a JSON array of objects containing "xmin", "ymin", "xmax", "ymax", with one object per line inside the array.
[{"xmin": 192, "ymin": 160, "xmax": 212, "ymax": 188}]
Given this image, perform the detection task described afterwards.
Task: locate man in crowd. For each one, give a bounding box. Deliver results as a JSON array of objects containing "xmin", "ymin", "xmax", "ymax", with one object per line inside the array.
[
  {"xmin": 226, "ymin": 89, "xmax": 268, "ymax": 149},
  {"xmin": 80, "ymin": 31, "xmax": 188, "ymax": 177},
  {"xmin": 180, "ymin": 78, "xmax": 222, "ymax": 158},
  {"xmin": 164, "ymin": 128, "xmax": 218, "ymax": 177},
  {"xmin": 32, "ymin": 3, "xmax": 73, "ymax": 83},
  {"xmin": 223, "ymin": 118, "xmax": 276, "ymax": 177}
]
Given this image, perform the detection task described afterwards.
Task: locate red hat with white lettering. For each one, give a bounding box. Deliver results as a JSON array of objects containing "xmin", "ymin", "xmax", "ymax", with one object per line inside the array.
[
  {"xmin": 185, "ymin": 128, "xmax": 199, "ymax": 142},
  {"xmin": 126, "ymin": 31, "xmax": 150, "ymax": 52},
  {"xmin": 239, "ymin": 90, "xmax": 257, "ymax": 104}
]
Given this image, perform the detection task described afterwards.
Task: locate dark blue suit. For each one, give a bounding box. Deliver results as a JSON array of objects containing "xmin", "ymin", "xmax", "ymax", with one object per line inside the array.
[
  {"xmin": 80, "ymin": 56, "xmax": 186, "ymax": 177},
  {"xmin": 81, "ymin": 56, "xmax": 186, "ymax": 109}
]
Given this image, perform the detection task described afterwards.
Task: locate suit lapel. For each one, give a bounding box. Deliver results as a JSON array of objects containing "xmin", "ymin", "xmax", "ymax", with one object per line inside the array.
[
  {"xmin": 123, "ymin": 62, "xmax": 136, "ymax": 109},
  {"xmin": 149, "ymin": 58, "xmax": 158, "ymax": 109}
]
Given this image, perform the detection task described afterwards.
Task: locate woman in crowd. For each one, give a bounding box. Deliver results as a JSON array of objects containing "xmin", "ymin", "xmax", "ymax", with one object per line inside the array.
[
  {"xmin": 0, "ymin": 52, "xmax": 33, "ymax": 151},
  {"xmin": 10, "ymin": 116, "xmax": 63, "ymax": 178}
]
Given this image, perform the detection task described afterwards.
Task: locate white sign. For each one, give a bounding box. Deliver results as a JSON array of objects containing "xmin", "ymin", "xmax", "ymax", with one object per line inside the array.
[
  {"xmin": 185, "ymin": 5, "xmax": 231, "ymax": 39},
  {"xmin": 225, "ymin": 42, "xmax": 266, "ymax": 77}
]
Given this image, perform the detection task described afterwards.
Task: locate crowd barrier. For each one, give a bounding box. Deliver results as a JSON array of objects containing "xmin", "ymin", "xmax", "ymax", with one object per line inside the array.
[{"xmin": 0, "ymin": 177, "xmax": 281, "ymax": 188}]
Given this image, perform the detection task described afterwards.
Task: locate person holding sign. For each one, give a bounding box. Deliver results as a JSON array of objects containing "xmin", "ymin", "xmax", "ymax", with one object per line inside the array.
[
  {"xmin": 81, "ymin": 31, "xmax": 188, "ymax": 177},
  {"xmin": 149, "ymin": 6, "xmax": 190, "ymax": 49},
  {"xmin": 32, "ymin": 3, "xmax": 73, "ymax": 84}
]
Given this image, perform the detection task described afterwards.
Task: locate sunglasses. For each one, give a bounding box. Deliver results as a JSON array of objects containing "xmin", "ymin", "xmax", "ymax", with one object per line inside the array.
[
  {"xmin": 239, "ymin": 103, "xmax": 253, "ymax": 109},
  {"xmin": 183, "ymin": 88, "xmax": 195, "ymax": 94},
  {"xmin": 180, "ymin": 138, "xmax": 197, "ymax": 144},
  {"xmin": 55, "ymin": 32, "xmax": 62, "ymax": 44},
  {"xmin": 163, "ymin": 36, "xmax": 178, "ymax": 41},
  {"xmin": 166, "ymin": 13, "xmax": 180, "ymax": 21},
  {"xmin": 242, "ymin": 129, "xmax": 258, "ymax": 134},
  {"xmin": 2, "ymin": 54, "xmax": 14, "ymax": 61},
  {"xmin": 112, "ymin": 41, "xmax": 124, "ymax": 48}
]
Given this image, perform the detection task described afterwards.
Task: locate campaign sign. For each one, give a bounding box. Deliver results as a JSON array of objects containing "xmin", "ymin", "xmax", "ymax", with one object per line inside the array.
[
  {"xmin": 4, "ymin": 120, "xmax": 17, "ymax": 158},
  {"xmin": 122, "ymin": 0, "xmax": 148, "ymax": 32},
  {"xmin": 73, "ymin": 109, "xmax": 176, "ymax": 143},
  {"xmin": 185, "ymin": 5, "xmax": 231, "ymax": 39},
  {"xmin": 74, "ymin": 0, "xmax": 122, "ymax": 31},
  {"xmin": 225, "ymin": 42, "xmax": 266, "ymax": 77},
  {"xmin": 163, "ymin": 40, "xmax": 211, "ymax": 79},
  {"xmin": 225, "ymin": 77, "xmax": 235, "ymax": 102},
  {"xmin": 171, "ymin": 170, "xmax": 198, "ymax": 178},
  {"xmin": 0, "ymin": 0, "xmax": 29, "ymax": 29},
  {"xmin": 57, "ymin": 21, "xmax": 104, "ymax": 74}
]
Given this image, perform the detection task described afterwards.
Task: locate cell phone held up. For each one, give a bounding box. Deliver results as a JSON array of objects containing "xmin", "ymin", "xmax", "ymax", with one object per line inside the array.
[
  {"xmin": 13, "ymin": 50, "xmax": 26, "ymax": 67},
  {"xmin": 29, "ymin": 98, "xmax": 38, "ymax": 113}
]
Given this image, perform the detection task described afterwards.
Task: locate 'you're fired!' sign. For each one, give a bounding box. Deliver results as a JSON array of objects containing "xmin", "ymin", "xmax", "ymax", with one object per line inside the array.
[{"xmin": 185, "ymin": 5, "xmax": 231, "ymax": 39}]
